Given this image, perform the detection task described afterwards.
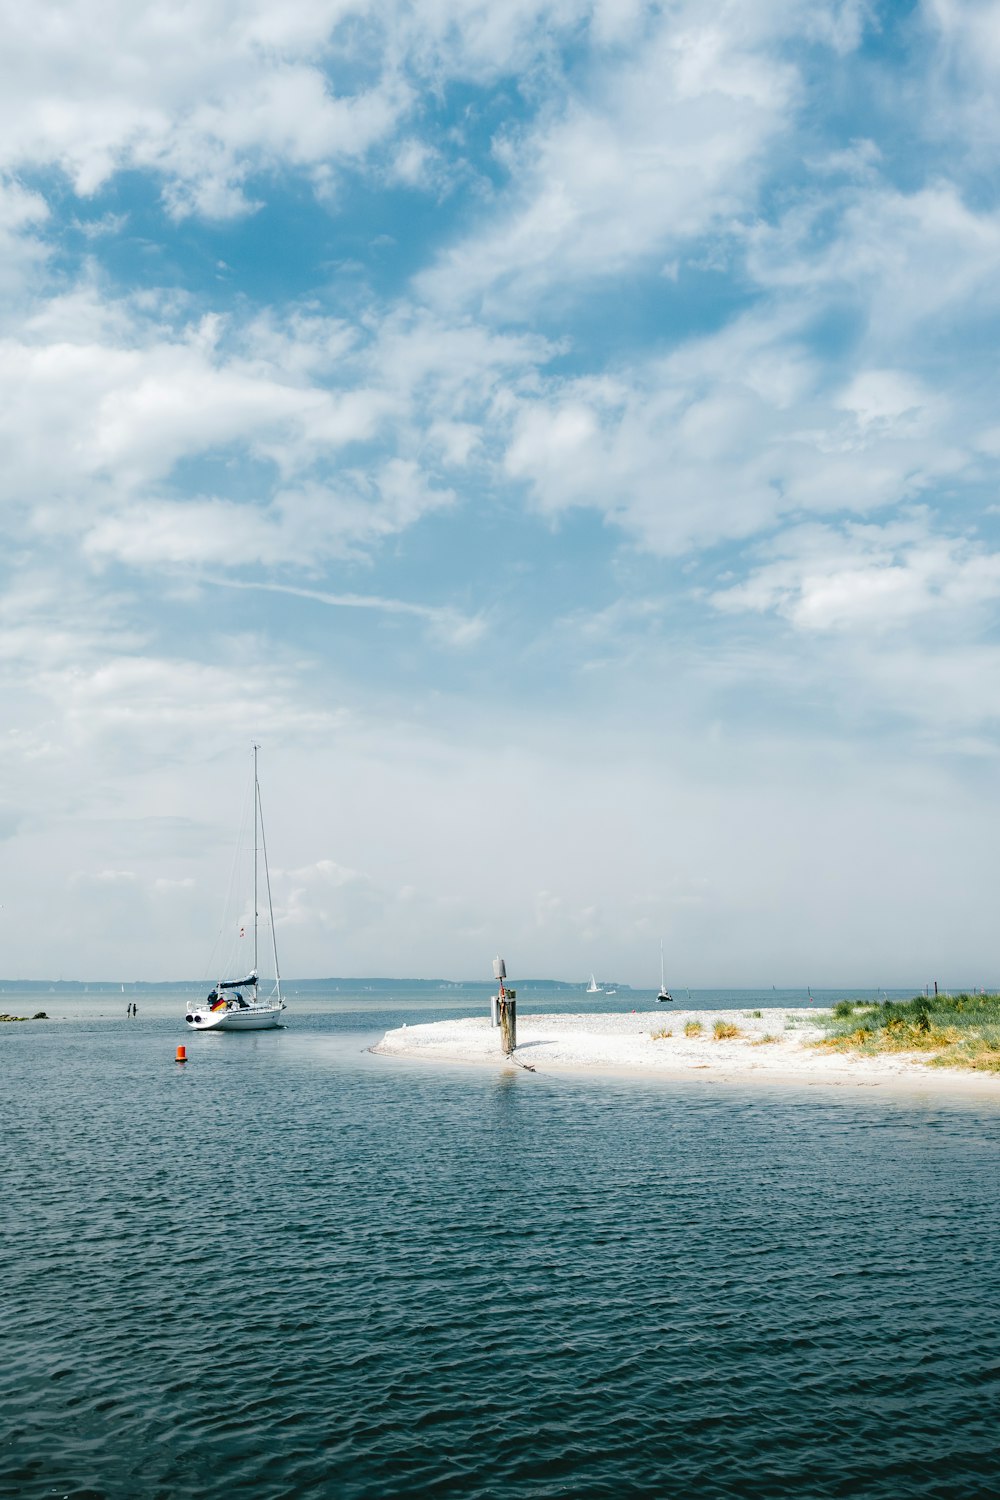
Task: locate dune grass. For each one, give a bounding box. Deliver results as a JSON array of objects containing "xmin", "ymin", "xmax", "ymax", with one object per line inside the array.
[
  {"xmin": 684, "ymin": 1020, "xmax": 703, "ymax": 1038},
  {"xmin": 815, "ymin": 993, "xmax": 1000, "ymax": 1072},
  {"xmin": 713, "ymin": 1020, "xmax": 740, "ymax": 1040},
  {"xmin": 650, "ymin": 1027, "xmax": 672, "ymax": 1041}
]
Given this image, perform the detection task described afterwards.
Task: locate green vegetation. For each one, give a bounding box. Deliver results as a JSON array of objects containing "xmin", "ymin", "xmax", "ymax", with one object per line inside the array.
[
  {"xmin": 650, "ymin": 1027, "xmax": 672, "ymax": 1040},
  {"xmin": 684, "ymin": 1020, "xmax": 703, "ymax": 1038},
  {"xmin": 750, "ymin": 1034, "xmax": 780, "ymax": 1046},
  {"xmin": 815, "ymin": 993, "xmax": 1000, "ymax": 1072},
  {"xmin": 743, "ymin": 1009, "xmax": 763, "ymax": 1019},
  {"xmin": 713, "ymin": 1020, "xmax": 740, "ymax": 1040},
  {"xmin": 0, "ymin": 1011, "xmax": 48, "ymax": 1023}
]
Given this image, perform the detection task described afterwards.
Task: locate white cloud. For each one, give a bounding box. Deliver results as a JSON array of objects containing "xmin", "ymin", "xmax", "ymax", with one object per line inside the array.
[
  {"xmin": 420, "ymin": 7, "xmax": 798, "ymax": 309},
  {"xmin": 0, "ymin": 176, "xmax": 49, "ymax": 235},
  {"xmin": 748, "ymin": 182, "xmax": 1000, "ymax": 346},
  {"xmin": 0, "ymin": 0, "xmax": 878, "ymax": 243},
  {"xmin": 499, "ymin": 316, "xmax": 972, "ymax": 554},
  {"xmin": 922, "ymin": 0, "xmax": 1000, "ymax": 160},
  {"xmin": 0, "ymin": 571, "xmax": 343, "ymax": 776},
  {"xmin": 0, "ymin": 177, "xmax": 50, "ymax": 292},
  {"xmin": 835, "ymin": 369, "xmax": 935, "ymax": 432},
  {"xmin": 387, "ymin": 137, "xmax": 439, "ymax": 188},
  {"xmin": 0, "ymin": 2, "xmax": 404, "ymax": 215},
  {"xmin": 801, "ymin": 0, "xmax": 870, "ymax": 54},
  {"xmin": 0, "ymin": 311, "xmax": 393, "ymax": 524},
  {"xmin": 0, "ymin": 0, "xmax": 614, "ymax": 219},
  {"xmin": 0, "ymin": 288, "xmax": 560, "ymax": 572},
  {"xmin": 82, "ymin": 464, "xmax": 457, "ymax": 571},
  {"xmin": 710, "ymin": 516, "xmax": 1000, "ymax": 633}
]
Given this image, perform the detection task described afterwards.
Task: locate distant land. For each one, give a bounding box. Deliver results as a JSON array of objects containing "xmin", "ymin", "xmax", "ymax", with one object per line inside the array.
[{"xmin": 0, "ymin": 977, "xmax": 634, "ymax": 993}]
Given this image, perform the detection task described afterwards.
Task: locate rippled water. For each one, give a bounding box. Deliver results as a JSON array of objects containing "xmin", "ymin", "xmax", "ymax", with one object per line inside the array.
[{"xmin": 4, "ymin": 989, "xmax": 1000, "ymax": 1498}]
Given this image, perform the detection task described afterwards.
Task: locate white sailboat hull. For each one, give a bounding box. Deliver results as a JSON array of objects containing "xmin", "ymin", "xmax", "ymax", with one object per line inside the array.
[{"xmin": 185, "ymin": 1003, "xmax": 285, "ymax": 1031}]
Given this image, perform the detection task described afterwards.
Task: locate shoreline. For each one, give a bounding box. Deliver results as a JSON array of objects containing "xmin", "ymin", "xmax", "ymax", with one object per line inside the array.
[{"xmin": 371, "ymin": 1008, "xmax": 1000, "ymax": 1099}]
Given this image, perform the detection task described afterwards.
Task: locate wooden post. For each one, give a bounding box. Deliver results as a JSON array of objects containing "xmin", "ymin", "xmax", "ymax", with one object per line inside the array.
[
  {"xmin": 493, "ymin": 956, "xmax": 516, "ymax": 1055},
  {"xmin": 499, "ymin": 996, "xmax": 516, "ymax": 1056}
]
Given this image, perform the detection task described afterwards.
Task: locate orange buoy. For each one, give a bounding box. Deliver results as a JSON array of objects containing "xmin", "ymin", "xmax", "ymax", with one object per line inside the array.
[{"xmin": 175, "ymin": 1045, "xmax": 187, "ymax": 1063}]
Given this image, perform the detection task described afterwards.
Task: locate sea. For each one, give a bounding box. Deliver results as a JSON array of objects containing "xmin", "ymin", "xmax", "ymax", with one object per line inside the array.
[{"xmin": 3, "ymin": 982, "xmax": 1000, "ymax": 1500}]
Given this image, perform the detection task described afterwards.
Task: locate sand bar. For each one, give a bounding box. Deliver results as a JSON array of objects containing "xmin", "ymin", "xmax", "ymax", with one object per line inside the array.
[{"xmin": 372, "ymin": 1008, "xmax": 1000, "ymax": 1098}]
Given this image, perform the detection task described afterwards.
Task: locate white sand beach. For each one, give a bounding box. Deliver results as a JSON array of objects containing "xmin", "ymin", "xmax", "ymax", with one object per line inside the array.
[{"xmin": 372, "ymin": 1008, "xmax": 1000, "ymax": 1097}]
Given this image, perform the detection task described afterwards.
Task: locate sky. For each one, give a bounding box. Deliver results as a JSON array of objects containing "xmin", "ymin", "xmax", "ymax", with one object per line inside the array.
[{"xmin": 3, "ymin": 0, "xmax": 1000, "ymax": 987}]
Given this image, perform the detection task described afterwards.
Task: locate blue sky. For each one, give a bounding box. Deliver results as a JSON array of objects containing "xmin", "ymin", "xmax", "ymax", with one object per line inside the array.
[{"xmin": 3, "ymin": 0, "xmax": 1000, "ymax": 986}]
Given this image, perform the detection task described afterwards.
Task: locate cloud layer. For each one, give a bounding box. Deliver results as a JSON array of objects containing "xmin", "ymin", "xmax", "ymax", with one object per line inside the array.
[{"xmin": 2, "ymin": 0, "xmax": 1000, "ymax": 982}]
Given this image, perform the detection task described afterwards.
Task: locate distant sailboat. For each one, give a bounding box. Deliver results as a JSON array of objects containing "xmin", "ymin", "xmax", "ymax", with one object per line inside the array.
[
  {"xmin": 657, "ymin": 941, "xmax": 673, "ymax": 1003},
  {"xmin": 586, "ymin": 974, "xmax": 601, "ymax": 994},
  {"xmin": 185, "ymin": 746, "xmax": 286, "ymax": 1033}
]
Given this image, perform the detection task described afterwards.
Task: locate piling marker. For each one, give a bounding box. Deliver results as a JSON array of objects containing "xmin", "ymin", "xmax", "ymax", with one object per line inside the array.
[
  {"xmin": 175, "ymin": 1045, "xmax": 187, "ymax": 1064},
  {"xmin": 491, "ymin": 956, "xmax": 517, "ymax": 1056}
]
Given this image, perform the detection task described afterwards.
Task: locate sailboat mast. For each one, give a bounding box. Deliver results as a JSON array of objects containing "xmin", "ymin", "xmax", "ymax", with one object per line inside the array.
[
  {"xmin": 256, "ymin": 767, "xmax": 282, "ymax": 1005},
  {"xmin": 253, "ymin": 743, "xmax": 259, "ymax": 978}
]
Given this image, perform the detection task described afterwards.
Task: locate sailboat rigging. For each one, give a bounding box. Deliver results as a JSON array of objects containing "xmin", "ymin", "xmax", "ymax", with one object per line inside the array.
[
  {"xmin": 657, "ymin": 941, "xmax": 673, "ymax": 1003},
  {"xmin": 185, "ymin": 746, "xmax": 286, "ymax": 1032}
]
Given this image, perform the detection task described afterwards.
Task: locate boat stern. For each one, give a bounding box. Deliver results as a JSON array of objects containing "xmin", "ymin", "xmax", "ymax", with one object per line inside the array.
[{"xmin": 185, "ymin": 1005, "xmax": 227, "ymax": 1030}]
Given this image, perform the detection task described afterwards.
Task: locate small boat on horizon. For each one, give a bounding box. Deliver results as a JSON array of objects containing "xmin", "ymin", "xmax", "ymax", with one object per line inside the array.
[
  {"xmin": 185, "ymin": 746, "xmax": 286, "ymax": 1033},
  {"xmin": 657, "ymin": 941, "xmax": 673, "ymax": 1003},
  {"xmin": 586, "ymin": 974, "xmax": 602, "ymax": 994}
]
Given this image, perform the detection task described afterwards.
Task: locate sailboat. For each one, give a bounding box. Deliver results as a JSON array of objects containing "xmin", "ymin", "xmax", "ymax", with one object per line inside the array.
[
  {"xmin": 657, "ymin": 941, "xmax": 673, "ymax": 1003},
  {"xmin": 586, "ymin": 974, "xmax": 602, "ymax": 994},
  {"xmin": 185, "ymin": 746, "xmax": 286, "ymax": 1032}
]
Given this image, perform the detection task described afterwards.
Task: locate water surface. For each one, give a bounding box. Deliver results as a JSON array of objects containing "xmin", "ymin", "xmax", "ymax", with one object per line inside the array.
[{"xmin": 3, "ymin": 988, "xmax": 999, "ymax": 1498}]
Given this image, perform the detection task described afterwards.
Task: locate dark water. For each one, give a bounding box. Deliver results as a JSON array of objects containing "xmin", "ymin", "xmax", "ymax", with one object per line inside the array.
[{"xmin": 4, "ymin": 989, "xmax": 1000, "ymax": 1499}]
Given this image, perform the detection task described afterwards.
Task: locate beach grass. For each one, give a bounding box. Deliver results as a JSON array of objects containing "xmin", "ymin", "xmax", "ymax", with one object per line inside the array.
[
  {"xmin": 815, "ymin": 993, "xmax": 1000, "ymax": 1071},
  {"xmin": 684, "ymin": 1020, "xmax": 703, "ymax": 1037},
  {"xmin": 650, "ymin": 1027, "xmax": 672, "ymax": 1040},
  {"xmin": 713, "ymin": 1020, "xmax": 740, "ymax": 1040},
  {"xmin": 750, "ymin": 1034, "xmax": 780, "ymax": 1046}
]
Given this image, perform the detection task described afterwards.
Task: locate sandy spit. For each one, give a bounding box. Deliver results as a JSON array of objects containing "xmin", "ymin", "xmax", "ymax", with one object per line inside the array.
[{"xmin": 371, "ymin": 1009, "xmax": 1000, "ymax": 1098}]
